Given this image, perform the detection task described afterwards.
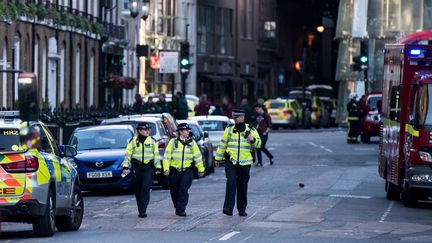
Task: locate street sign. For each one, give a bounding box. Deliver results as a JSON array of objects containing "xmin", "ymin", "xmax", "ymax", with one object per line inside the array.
[
  {"xmin": 160, "ymin": 51, "xmax": 178, "ymax": 74},
  {"xmin": 150, "ymin": 56, "xmax": 160, "ymax": 69}
]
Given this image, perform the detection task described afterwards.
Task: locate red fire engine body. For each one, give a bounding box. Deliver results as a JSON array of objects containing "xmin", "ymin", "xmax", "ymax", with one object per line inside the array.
[{"xmin": 379, "ymin": 30, "xmax": 432, "ymax": 207}]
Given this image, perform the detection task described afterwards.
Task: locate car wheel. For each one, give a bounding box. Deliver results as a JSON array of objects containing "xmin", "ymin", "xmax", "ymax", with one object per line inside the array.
[
  {"xmin": 401, "ymin": 180, "xmax": 418, "ymax": 207},
  {"xmin": 56, "ymin": 185, "xmax": 84, "ymax": 231},
  {"xmin": 33, "ymin": 188, "xmax": 56, "ymax": 237},
  {"xmin": 385, "ymin": 179, "xmax": 399, "ymax": 200}
]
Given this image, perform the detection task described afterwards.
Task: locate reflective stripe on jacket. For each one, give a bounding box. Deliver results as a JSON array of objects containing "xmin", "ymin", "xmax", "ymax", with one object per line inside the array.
[
  {"xmin": 122, "ymin": 136, "xmax": 161, "ymax": 169},
  {"xmin": 215, "ymin": 124, "xmax": 261, "ymax": 166},
  {"xmin": 163, "ymin": 138, "xmax": 205, "ymax": 173}
]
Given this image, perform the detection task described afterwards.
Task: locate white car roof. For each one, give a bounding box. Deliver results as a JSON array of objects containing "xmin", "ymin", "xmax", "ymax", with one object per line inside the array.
[
  {"xmin": 101, "ymin": 116, "xmax": 160, "ymax": 124},
  {"xmin": 76, "ymin": 124, "xmax": 134, "ymax": 132},
  {"xmin": 191, "ymin": 115, "xmax": 231, "ymax": 122},
  {"xmin": 177, "ymin": 119, "xmax": 200, "ymax": 126}
]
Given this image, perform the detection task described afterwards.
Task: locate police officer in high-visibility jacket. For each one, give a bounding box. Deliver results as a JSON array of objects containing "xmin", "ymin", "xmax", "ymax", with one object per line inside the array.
[
  {"xmin": 215, "ymin": 108, "xmax": 261, "ymax": 217},
  {"xmin": 347, "ymin": 93, "xmax": 361, "ymax": 144},
  {"xmin": 163, "ymin": 123, "xmax": 205, "ymax": 216},
  {"xmin": 122, "ymin": 123, "xmax": 161, "ymax": 218}
]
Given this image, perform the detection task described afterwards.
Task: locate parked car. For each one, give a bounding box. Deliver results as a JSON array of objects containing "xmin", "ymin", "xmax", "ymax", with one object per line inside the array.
[
  {"xmin": 145, "ymin": 93, "xmax": 200, "ymax": 117},
  {"xmin": 361, "ymin": 92, "xmax": 382, "ymax": 143},
  {"xmin": 264, "ymin": 98, "xmax": 300, "ymax": 129},
  {"xmin": 117, "ymin": 113, "xmax": 177, "ymax": 138},
  {"xmin": 100, "ymin": 116, "xmax": 171, "ymax": 188},
  {"xmin": 287, "ymin": 90, "xmax": 313, "ymax": 128},
  {"xmin": 307, "ymin": 84, "xmax": 336, "ymax": 127},
  {"xmin": 177, "ymin": 120, "xmax": 214, "ymax": 176},
  {"xmin": 190, "ymin": 115, "xmax": 234, "ymax": 159},
  {"xmin": 0, "ymin": 112, "xmax": 82, "ymax": 237},
  {"xmin": 68, "ymin": 124, "xmax": 135, "ymax": 190}
]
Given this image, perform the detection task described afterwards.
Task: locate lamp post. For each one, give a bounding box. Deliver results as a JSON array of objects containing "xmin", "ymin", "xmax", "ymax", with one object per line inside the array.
[{"xmin": 130, "ymin": 0, "xmax": 150, "ymax": 97}]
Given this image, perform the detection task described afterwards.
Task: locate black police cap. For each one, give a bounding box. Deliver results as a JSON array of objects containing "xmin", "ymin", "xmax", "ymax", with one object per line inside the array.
[
  {"xmin": 136, "ymin": 123, "xmax": 150, "ymax": 130},
  {"xmin": 176, "ymin": 123, "xmax": 191, "ymax": 131}
]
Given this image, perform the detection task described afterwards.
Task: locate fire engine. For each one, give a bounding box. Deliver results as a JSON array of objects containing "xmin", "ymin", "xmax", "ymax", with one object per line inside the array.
[{"xmin": 379, "ymin": 30, "xmax": 432, "ymax": 207}]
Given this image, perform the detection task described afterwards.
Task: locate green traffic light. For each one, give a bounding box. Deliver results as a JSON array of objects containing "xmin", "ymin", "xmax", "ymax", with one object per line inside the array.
[
  {"xmin": 360, "ymin": 56, "xmax": 368, "ymax": 63},
  {"xmin": 180, "ymin": 58, "xmax": 190, "ymax": 66}
]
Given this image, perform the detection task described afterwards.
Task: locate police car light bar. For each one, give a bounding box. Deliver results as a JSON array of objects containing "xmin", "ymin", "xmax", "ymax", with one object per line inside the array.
[{"xmin": 0, "ymin": 111, "xmax": 20, "ymax": 119}]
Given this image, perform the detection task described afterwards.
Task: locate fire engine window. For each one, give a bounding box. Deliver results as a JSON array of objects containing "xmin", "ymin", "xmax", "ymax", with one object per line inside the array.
[
  {"xmin": 389, "ymin": 85, "xmax": 401, "ymax": 121},
  {"xmin": 415, "ymin": 84, "xmax": 432, "ymax": 127}
]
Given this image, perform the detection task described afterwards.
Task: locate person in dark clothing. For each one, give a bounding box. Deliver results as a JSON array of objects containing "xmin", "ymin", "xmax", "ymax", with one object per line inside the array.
[
  {"xmin": 240, "ymin": 97, "xmax": 253, "ymax": 124},
  {"xmin": 222, "ymin": 96, "xmax": 233, "ymax": 118},
  {"xmin": 195, "ymin": 94, "xmax": 211, "ymax": 116},
  {"xmin": 156, "ymin": 93, "xmax": 169, "ymax": 113},
  {"xmin": 133, "ymin": 93, "xmax": 144, "ymax": 114},
  {"xmin": 347, "ymin": 93, "xmax": 361, "ymax": 143},
  {"xmin": 174, "ymin": 91, "xmax": 189, "ymax": 119},
  {"xmin": 254, "ymin": 104, "xmax": 274, "ymax": 166},
  {"xmin": 144, "ymin": 96, "xmax": 157, "ymax": 114},
  {"xmin": 211, "ymin": 104, "xmax": 224, "ymax": 116}
]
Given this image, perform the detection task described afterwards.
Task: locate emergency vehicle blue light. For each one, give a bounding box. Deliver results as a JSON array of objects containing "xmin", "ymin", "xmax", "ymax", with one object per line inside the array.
[{"xmin": 410, "ymin": 49, "xmax": 422, "ymax": 55}]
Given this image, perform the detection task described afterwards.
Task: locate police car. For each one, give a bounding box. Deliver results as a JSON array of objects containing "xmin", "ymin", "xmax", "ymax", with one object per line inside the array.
[{"xmin": 0, "ymin": 111, "xmax": 83, "ymax": 236}]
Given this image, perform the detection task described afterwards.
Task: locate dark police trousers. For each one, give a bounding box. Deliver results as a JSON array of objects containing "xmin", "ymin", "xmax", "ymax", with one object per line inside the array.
[
  {"xmin": 256, "ymin": 133, "xmax": 273, "ymax": 165},
  {"xmin": 169, "ymin": 167, "xmax": 193, "ymax": 213},
  {"xmin": 223, "ymin": 161, "xmax": 251, "ymax": 213},
  {"xmin": 133, "ymin": 163, "xmax": 154, "ymax": 215}
]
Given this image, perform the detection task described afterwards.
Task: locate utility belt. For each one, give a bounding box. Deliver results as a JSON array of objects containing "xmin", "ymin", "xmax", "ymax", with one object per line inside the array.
[
  {"xmin": 131, "ymin": 158, "xmax": 155, "ymax": 169},
  {"xmin": 170, "ymin": 166, "xmax": 191, "ymax": 172}
]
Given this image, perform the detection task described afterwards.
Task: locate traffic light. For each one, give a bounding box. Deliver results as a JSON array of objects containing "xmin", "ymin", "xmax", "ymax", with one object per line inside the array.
[
  {"xmin": 180, "ymin": 41, "xmax": 190, "ymax": 74},
  {"xmin": 351, "ymin": 41, "xmax": 368, "ymax": 71},
  {"xmin": 352, "ymin": 55, "xmax": 362, "ymax": 71}
]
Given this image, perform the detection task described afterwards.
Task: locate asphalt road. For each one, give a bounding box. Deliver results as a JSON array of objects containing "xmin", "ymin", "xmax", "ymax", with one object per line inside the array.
[{"xmin": 3, "ymin": 129, "xmax": 432, "ymax": 242}]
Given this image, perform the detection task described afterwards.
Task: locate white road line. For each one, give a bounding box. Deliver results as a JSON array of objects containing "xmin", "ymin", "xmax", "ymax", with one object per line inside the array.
[
  {"xmin": 329, "ymin": 194, "xmax": 372, "ymax": 199},
  {"xmin": 309, "ymin": 142, "xmax": 333, "ymax": 153},
  {"xmin": 246, "ymin": 211, "xmax": 258, "ymax": 221},
  {"xmin": 237, "ymin": 234, "xmax": 254, "ymax": 243},
  {"xmin": 219, "ymin": 231, "xmax": 240, "ymax": 241},
  {"xmin": 379, "ymin": 201, "xmax": 394, "ymax": 223}
]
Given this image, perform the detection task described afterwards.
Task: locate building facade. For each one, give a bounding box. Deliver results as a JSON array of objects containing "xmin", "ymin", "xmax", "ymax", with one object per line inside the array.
[{"xmin": 0, "ymin": 0, "xmax": 101, "ymax": 110}]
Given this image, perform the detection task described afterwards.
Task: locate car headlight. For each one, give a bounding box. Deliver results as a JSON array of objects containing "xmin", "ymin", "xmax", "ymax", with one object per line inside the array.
[
  {"xmin": 419, "ymin": 151, "xmax": 432, "ymax": 162},
  {"xmin": 68, "ymin": 158, "xmax": 78, "ymax": 168}
]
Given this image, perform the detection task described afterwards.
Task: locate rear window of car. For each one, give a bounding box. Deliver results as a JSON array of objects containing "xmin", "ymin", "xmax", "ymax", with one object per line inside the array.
[
  {"xmin": 198, "ymin": 121, "xmax": 227, "ymax": 131},
  {"xmin": 157, "ymin": 121, "xmax": 169, "ymax": 137},
  {"xmin": 69, "ymin": 128, "xmax": 133, "ymax": 151},
  {"xmin": 268, "ymin": 101, "xmax": 285, "ymax": 109},
  {"xmin": 0, "ymin": 128, "xmax": 20, "ymax": 152}
]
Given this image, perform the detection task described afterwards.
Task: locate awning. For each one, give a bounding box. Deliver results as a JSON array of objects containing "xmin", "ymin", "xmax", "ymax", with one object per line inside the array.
[
  {"xmin": 227, "ymin": 76, "xmax": 244, "ymax": 83},
  {"xmin": 199, "ymin": 74, "xmax": 228, "ymax": 82}
]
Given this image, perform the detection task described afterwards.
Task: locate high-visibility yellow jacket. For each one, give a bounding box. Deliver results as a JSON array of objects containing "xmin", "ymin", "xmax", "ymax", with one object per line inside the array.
[
  {"xmin": 163, "ymin": 137, "xmax": 205, "ymax": 173},
  {"xmin": 215, "ymin": 124, "xmax": 261, "ymax": 166},
  {"xmin": 122, "ymin": 136, "xmax": 161, "ymax": 169}
]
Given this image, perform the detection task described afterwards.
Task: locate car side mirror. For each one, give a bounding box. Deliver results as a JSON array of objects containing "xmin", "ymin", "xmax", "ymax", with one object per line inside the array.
[
  {"xmin": 60, "ymin": 145, "xmax": 77, "ymax": 157},
  {"xmin": 203, "ymin": 131, "xmax": 209, "ymax": 138}
]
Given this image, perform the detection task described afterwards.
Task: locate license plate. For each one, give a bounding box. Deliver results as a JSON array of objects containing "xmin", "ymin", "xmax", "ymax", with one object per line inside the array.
[{"xmin": 86, "ymin": 171, "xmax": 113, "ymax": 178}]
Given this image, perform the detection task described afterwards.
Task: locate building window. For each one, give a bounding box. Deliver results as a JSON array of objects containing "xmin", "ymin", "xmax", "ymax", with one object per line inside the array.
[
  {"xmin": 246, "ymin": 0, "xmax": 254, "ymax": 39},
  {"xmin": 88, "ymin": 54, "xmax": 95, "ymax": 107},
  {"xmin": 216, "ymin": 8, "xmax": 233, "ymax": 55},
  {"xmin": 13, "ymin": 36, "xmax": 20, "ymax": 101},
  {"xmin": 75, "ymin": 49, "xmax": 81, "ymax": 105},
  {"xmin": 264, "ymin": 21, "xmax": 276, "ymax": 39},
  {"xmin": 197, "ymin": 6, "xmax": 214, "ymax": 54},
  {"xmin": 59, "ymin": 46, "xmax": 65, "ymax": 104}
]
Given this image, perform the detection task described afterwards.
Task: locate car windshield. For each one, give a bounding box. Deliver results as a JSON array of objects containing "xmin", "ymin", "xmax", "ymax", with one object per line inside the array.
[
  {"xmin": 268, "ymin": 101, "xmax": 285, "ymax": 109},
  {"xmin": 198, "ymin": 120, "xmax": 227, "ymax": 131},
  {"xmin": 188, "ymin": 124, "xmax": 203, "ymax": 140},
  {"xmin": 0, "ymin": 128, "xmax": 21, "ymax": 152},
  {"xmin": 70, "ymin": 129, "xmax": 133, "ymax": 151},
  {"xmin": 368, "ymin": 96, "xmax": 381, "ymax": 110}
]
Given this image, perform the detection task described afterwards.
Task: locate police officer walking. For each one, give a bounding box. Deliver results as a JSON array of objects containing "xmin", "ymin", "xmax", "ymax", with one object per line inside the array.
[
  {"xmin": 215, "ymin": 109, "xmax": 261, "ymax": 216},
  {"xmin": 163, "ymin": 123, "xmax": 205, "ymax": 216},
  {"xmin": 347, "ymin": 93, "xmax": 361, "ymax": 143},
  {"xmin": 122, "ymin": 123, "xmax": 161, "ymax": 218}
]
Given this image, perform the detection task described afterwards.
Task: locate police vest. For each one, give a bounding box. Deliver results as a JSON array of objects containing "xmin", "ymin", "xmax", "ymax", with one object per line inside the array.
[
  {"xmin": 162, "ymin": 138, "xmax": 205, "ymax": 173},
  {"xmin": 215, "ymin": 124, "xmax": 261, "ymax": 166},
  {"xmin": 122, "ymin": 136, "xmax": 161, "ymax": 169}
]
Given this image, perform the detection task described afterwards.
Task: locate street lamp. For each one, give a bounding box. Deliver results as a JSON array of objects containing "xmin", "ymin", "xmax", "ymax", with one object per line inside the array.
[{"xmin": 130, "ymin": 0, "xmax": 150, "ymax": 96}]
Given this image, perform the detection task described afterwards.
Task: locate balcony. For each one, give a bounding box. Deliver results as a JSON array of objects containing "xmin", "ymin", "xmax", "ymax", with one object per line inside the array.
[{"xmin": 102, "ymin": 22, "xmax": 126, "ymax": 40}]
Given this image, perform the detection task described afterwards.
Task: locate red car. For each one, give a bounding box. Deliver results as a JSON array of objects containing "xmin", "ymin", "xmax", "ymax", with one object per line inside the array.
[{"xmin": 361, "ymin": 92, "xmax": 382, "ymax": 143}]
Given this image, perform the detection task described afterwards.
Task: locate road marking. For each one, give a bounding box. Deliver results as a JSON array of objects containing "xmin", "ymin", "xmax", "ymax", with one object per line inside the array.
[
  {"xmin": 380, "ymin": 201, "xmax": 394, "ymax": 223},
  {"xmin": 237, "ymin": 234, "xmax": 254, "ymax": 243},
  {"xmin": 354, "ymin": 148, "xmax": 376, "ymax": 151},
  {"xmin": 219, "ymin": 231, "xmax": 240, "ymax": 241},
  {"xmin": 312, "ymin": 164, "xmax": 329, "ymax": 167},
  {"xmin": 309, "ymin": 142, "xmax": 333, "ymax": 153},
  {"xmin": 329, "ymin": 194, "xmax": 372, "ymax": 199}
]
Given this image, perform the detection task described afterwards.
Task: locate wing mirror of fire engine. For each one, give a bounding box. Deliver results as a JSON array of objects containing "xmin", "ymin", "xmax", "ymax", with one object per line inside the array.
[{"xmin": 60, "ymin": 145, "xmax": 78, "ymax": 158}]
